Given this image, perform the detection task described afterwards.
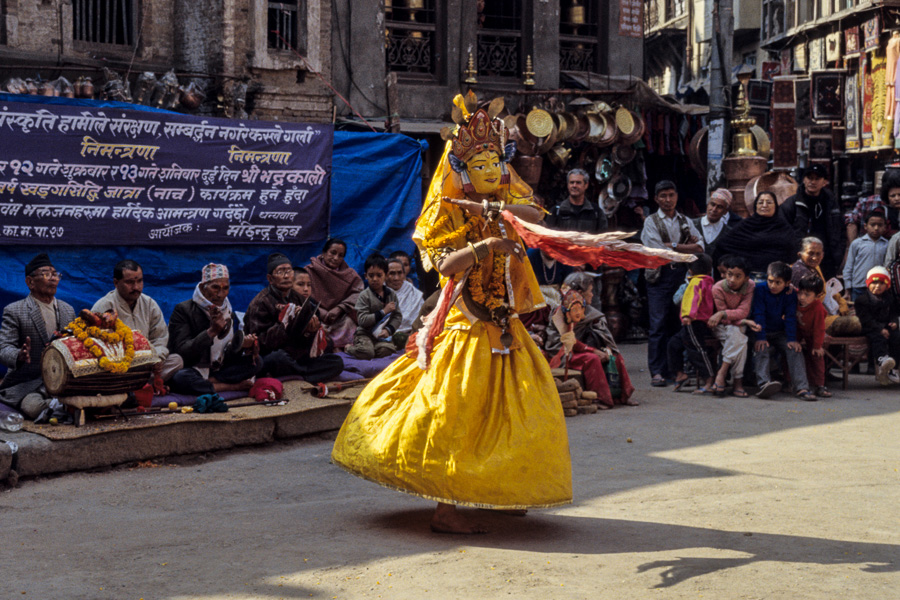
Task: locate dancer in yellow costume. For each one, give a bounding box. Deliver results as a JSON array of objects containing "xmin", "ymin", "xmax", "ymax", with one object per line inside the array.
[{"xmin": 332, "ymin": 93, "xmax": 572, "ymax": 534}]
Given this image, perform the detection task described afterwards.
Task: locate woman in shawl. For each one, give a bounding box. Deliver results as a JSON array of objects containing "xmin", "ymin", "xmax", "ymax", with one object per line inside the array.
[
  {"xmin": 331, "ymin": 94, "xmax": 572, "ymax": 534},
  {"xmin": 306, "ymin": 238, "xmax": 364, "ymax": 349},
  {"xmin": 545, "ymin": 275, "xmax": 636, "ymax": 408},
  {"xmin": 714, "ymin": 191, "xmax": 798, "ymax": 279}
]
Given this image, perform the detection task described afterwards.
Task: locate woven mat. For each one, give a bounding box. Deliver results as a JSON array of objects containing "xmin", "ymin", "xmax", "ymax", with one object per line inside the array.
[{"xmin": 20, "ymin": 380, "xmax": 366, "ymax": 441}]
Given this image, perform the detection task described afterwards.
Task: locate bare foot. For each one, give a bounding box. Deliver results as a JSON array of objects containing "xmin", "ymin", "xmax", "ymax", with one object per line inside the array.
[
  {"xmin": 624, "ymin": 399, "xmax": 640, "ymax": 406},
  {"xmin": 431, "ymin": 503, "xmax": 488, "ymax": 534}
]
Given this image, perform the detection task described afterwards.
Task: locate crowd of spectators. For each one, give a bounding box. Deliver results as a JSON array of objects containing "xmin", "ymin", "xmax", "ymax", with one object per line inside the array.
[{"xmin": 3, "ymin": 165, "xmax": 899, "ymax": 424}]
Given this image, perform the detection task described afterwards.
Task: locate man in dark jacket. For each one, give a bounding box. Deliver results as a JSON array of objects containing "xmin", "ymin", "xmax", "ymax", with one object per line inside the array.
[
  {"xmin": 168, "ymin": 264, "xmax": 263, "ymax": 396},
  {"xmin": 544, "ymin": 168, "xmax": 608, "ymax": 234},
  {"xmin": 244, "ymin": 253, "xmax": 344, "ymax": 382},
  {"xmin": 781, "ymin": 164, "xmax": 845, "ymax": 278}
]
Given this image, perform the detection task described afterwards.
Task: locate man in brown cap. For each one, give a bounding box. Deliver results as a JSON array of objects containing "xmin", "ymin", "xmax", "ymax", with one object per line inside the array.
[{"xmin": 0, "ymin": 253, "xmax": 76, "ymax": 419}]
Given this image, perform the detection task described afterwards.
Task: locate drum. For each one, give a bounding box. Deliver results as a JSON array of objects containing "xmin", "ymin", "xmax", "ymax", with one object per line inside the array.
[{"xmin": 42, "ymin": 331, "xmax": 159, "ymax": 396}]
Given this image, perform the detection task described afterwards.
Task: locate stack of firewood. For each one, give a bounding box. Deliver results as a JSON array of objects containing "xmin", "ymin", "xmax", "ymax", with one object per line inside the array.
[{"xmin": 555, "ymin": 377, "xmax": 599, "ymax": 417}]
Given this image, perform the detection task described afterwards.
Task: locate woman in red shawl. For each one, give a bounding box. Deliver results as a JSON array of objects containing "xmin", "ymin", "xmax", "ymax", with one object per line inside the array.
[{"xmin": 307, "ymin": 238, "xmax": 364, "ymax": 349}]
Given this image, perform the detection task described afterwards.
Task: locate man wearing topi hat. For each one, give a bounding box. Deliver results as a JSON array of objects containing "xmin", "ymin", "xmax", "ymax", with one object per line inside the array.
[
  {"xmin": 0, "ymin": 253, "xmax": 76, "ymax": 419},
  {"xmin": 167, "ymin": 264, "xmax": 264, "ymax": 396}
]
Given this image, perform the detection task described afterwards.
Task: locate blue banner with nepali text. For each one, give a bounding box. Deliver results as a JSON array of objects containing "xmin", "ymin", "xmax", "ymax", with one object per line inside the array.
[{"xmin": 0, "ymin": 100, "xmax": 332, "ymax": 245}]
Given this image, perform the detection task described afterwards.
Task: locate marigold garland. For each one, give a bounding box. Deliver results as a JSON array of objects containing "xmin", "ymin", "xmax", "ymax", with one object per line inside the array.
[
  {"xmin": 420, "ymin": 198, "xmax": 511, "ymax": 325},
  {"xmin": 68, "ymin": 317, "xmax": 136, "ymax": 374},
  {"xmin": 466, "ymin": 218, "xmax": 508, "ymax": 314}
]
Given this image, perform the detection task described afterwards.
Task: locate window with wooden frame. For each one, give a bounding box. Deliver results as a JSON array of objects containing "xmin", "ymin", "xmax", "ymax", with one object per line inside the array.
[
  {"xmin": 385, "ymin": 0, "xmax": 441, "ymax": 81},
  {"xmin": 72, "ymin": 0, "xmax": 136, "ymax": 46},
  {"xmin": 477, "ymin": 0, "xmax": 526, "ymax": 79},
  {"xmin": 559, "ymin": 0, "xmax": 600, "ymax": 73},
  {"xmin": 267, "ymin": 0, "xmax": 307, "ymax": 54}
]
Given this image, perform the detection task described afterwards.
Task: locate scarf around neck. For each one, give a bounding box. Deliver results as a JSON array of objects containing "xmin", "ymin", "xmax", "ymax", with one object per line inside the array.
[{"xmin": 192, "ymin": 283, "xmax": 234, "ymax": 368}]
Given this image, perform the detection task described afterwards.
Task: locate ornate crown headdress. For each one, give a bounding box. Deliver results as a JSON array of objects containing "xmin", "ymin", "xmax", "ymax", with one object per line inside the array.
[{"xmin": 440, "ymin": 92, "xmax": 516, "ymax": 193}]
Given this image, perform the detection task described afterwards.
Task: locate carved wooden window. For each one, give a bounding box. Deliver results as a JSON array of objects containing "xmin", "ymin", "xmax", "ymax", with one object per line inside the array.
[
  {"xmin": 267, "ymin": 0, "xmax": 307, "ymax": 54},
  {"xmin": 560, "ymin": 0, "xmax": 600, "ymax": 73},
  {"xmin": 477, "ymin": 0, "xmax": 524, "ymax": 78},
  {"xmin": 385, "ymin": 0, "xmax": 439, "ymax": 79},
  {"xmin": 72, "ymin": 0, "xmax": 135, "ymax": 46}
]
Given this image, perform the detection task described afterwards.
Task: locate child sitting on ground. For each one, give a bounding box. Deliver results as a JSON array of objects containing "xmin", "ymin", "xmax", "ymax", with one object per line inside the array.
[
  {"xmin": 795, "ymin": 274, "xmax": 830, "ymax": 399},
  {"xmin": 854, "ymin": 266, "xmax": 900, "ymax": 386},
  {"xmin": 753, "ymin": 261, "xmax": 814, "ymax": 400},
  {"xmin": 546, "ymin": 289, "xmax": 636, "ymax": 409},
  {"xmin": 346, "ymin": 254, "xmax": 403, "ymax": 360},
  {"xmin": 707, "ymin": 254, "xmax": 758, "ymax": 398},
  {"xmin": 291, "ymin": 266, "xmax": 331, "ymax": 357},
  {"xmin": 667, "ymin": 254, "xmax": 718, "ymax": 395},
  {"xmin": 844, "ymin": 209, "xmax": 890, "ymax": 301}
]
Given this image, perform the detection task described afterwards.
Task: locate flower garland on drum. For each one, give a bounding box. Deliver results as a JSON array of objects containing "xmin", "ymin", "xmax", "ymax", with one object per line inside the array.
[{"xmin": 68, "ymin": 317, "xmax": 136, "ymax": 374}]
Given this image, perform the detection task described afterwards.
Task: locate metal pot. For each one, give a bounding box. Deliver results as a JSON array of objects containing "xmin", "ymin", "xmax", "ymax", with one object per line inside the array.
[
  {"xmin": 547, "ymin": 144, "xmax": 572, "ymax": 169},
  {"xmin": 570, "ymin": 113, "xmax": 591, "ymax": 143},
  {"xmin": 607, "ymin": 174, "xmax": 632, "ymax": 200},
  {"xmin": 594, "ymin": 156, "xmax": 614, "ymax": 184},
  {"xmin": 611, "ymin": 143, "xmax": 636, "ymax": 165},
  {"xmin": 619, "ymin": 110, "xmax": 645, "ymax": 145},
  {"xmin": 596, "ymin": 116, "xmax": 619, "ymax": 148},
  {"xmin": 586, "ymin": 113, "xmax": 607, "ymax": 144}
]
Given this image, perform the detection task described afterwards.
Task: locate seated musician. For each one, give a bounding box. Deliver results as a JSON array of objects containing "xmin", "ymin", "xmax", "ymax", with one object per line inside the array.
[
  {"xmin": 0, "ymin": 253, "xmax": 76, "ymax": 419},
  {"xmin": 168, "ymin": 264, "xmax": 263, "ymax": 396},
  {"xmin": 92, "ymin": 259, "xmax": 183, "ymax": 382},
  {"xmin": 244, "ymin": 253, "xmax": 344, "ymax": 382}
]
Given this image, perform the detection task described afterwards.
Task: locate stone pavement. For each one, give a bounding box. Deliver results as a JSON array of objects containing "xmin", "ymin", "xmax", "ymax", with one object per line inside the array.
[
  {"xmin": 1, "ymin": 342, "xmax": 897, "ymax": 599},
  {"xmin": 0, "ymin": 380, "xmax": 356, "ymax": 484}
]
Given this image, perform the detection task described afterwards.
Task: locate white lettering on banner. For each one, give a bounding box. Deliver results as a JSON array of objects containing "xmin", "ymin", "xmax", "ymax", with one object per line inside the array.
[
  {"xmin": 57, "ymin": 112, "xmax": 110, "ymax": 135},
  {"xmin": 275, "ymin": 225, "xmax": 303, "ymax": 241},
  {"xmin": 258, "ymin": 164, "xmax": 327, "ymax": 187},
  {"xmin": 199, "ymin": 186, "xmax": 257, "ymax": 202},
  {"xmin": 148, "ymin": 223, "xmax": 193, "ymax": 240},
  {"xmin": 0, "ymin": 102, "xmax": 331, "ymax": 245},
  {"xmin": 259, "ymin": 211, "xmax": 298, "ymax": 221},
  {"xmin": 111, "ymin": 202, "xmax": 157, "ymax": 222},
  {"xmin": 0, "ymin": 108, "xmax": 59, "ymax": 133},
  {"xmin": 226, "ymin": 222, "xmax": 274, "ymax": 241},
  {"xmin": 226, "ymin": 145, "xmax": 292, "ymax": 165}
]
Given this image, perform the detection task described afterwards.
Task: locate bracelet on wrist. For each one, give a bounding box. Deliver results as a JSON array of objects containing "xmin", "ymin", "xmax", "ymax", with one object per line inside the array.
[{"xmin": 468, "ymin": 242, "xmax": 480, "ymax": 264}]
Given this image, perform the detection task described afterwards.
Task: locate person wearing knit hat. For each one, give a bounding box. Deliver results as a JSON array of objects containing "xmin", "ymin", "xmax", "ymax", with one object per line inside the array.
[
  {"xmin": 855, "ymin": 265, "xmax": 900, "ymax": 385},
  {"xmin": 244, "ymin": 253, "xmax": 344, "ymax": 384},
  {"xmin": 866, "ymin": 265, "xmax": 891, "ymax": 287},
  {"xmin": 167, "ymin": 264, "xmax": 263, "ymax": 396},
  {"xmin": 0, "ymin": 253, "xmax": 76, "ymax": 420},
  {"xmin": 267, "ymin": 252, "xmax": 291, "ymax": 274}
]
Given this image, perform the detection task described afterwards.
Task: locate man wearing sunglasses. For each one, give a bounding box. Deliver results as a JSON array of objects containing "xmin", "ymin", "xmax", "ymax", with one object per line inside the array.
[{"xmin": 0, "ymin": 253, "xmax": 76, "ymax": 419}]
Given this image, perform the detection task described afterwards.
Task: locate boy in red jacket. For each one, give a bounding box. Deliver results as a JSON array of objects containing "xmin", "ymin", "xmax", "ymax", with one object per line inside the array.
[{"xmin": 795, "ymin": 274, "xmax": 829, "ymax": 398}]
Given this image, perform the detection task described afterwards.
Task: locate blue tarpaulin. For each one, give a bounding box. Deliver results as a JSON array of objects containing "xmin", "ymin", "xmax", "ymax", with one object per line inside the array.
[{"xmin": 0, "ymin": 100, "xmax": 426, "ymax": 324}]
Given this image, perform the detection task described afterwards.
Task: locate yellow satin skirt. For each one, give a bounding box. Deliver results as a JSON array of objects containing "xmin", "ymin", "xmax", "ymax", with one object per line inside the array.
[{"xmin": 331, "ymin": 312, "xmax": 572, "ymax": 509}]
